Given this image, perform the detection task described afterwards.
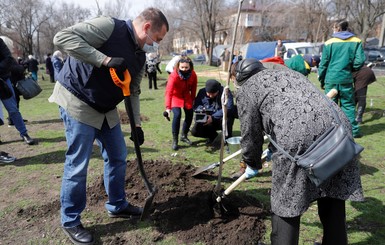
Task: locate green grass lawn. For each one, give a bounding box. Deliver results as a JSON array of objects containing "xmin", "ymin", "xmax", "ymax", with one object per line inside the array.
[{"xmin": 8, "ymin": 64, "xmax": 385, "ymax": 244}]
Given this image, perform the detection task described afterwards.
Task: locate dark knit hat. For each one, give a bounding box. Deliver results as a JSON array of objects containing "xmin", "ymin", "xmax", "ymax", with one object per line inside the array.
[{"xmin": 205, "ymin": 79, "xmax": 221, "ymax": 93}]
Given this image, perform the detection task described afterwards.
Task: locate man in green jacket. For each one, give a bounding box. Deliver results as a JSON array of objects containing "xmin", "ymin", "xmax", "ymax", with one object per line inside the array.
[{"xmin": 318, "ymin": 20, "xmax": 365, "ymax": 138}]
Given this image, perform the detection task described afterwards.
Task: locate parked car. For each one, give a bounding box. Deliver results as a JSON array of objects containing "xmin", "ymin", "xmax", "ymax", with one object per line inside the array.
[
  {"xmin": 364, "ymin": 48, "xmax": 385, "ymax": 66},
  {"xmin": 193, "ymin": 54, "xmax": 221, "ymax": 66},
  {"xmin": 284, "ymin": 42, "xmax": 320, "ymax": 60},
  {"xmin": 193, "ymin": 54, "xmax": 206, "ymax": 63},
  {"xmin": 241, "ymin": 41, "xmax": 320, "ymax": 61}
]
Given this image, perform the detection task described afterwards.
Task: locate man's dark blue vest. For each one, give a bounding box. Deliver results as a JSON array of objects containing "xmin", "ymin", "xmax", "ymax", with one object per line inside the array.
[{"xmin": 57, "ymin": 18, "xmax": 146, "ymax": 113}]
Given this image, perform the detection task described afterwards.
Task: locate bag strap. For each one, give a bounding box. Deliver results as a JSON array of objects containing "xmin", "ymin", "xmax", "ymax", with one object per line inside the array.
[
  {"xmin": 265, "ymin": 133, "xmax": 296, "ymax": 161},
  {"xmin": 265, "ymin": 81, "xmax": 342, "ymax": 161}
]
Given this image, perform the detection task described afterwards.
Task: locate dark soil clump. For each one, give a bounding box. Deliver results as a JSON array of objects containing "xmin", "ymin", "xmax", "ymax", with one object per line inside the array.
[{"xmin": 14, "ymin": 159, "xmax": 268, "ymax": 244}]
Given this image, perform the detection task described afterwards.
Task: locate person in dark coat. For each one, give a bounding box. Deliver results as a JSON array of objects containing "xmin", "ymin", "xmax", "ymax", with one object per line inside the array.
[
  {"xmin": 0, "ymin": 38, "xmax": 35, "ymax": 145},
  {"xmin": 45, "ymin": 53, "xmax": 55, "ymax": 83},
  {"xmin": 353, "ymin": 65, "xmax": 376, "ymax": 123},
  {"xmin": 8, "ymin": 62, "xmax": 29, "ymax": 126},
  {"xmin": 27, "ymin": 55, "xmax": 39, "ymax": 81},
  {"xmin": 190, "ymin": 79, "xmax": 237, "ymax": 144},
  {"xmin": 145, "ymin": 52, "xmax": 161, "ymax": 89},
  {"xmin": 231, "ymin": 58, "xmax": 364, "ymax": 245}
]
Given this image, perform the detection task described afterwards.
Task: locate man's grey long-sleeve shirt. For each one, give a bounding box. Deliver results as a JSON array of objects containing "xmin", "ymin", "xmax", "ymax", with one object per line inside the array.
[{"xmin": 49, "ymin": 16, "xmax": 144, "ymax": 129}]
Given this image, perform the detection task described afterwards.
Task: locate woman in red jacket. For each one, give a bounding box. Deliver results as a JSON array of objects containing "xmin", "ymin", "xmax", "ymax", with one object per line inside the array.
[{"xmin": 165, "ymin": 56, "xmax": 197, "ymax": 150}]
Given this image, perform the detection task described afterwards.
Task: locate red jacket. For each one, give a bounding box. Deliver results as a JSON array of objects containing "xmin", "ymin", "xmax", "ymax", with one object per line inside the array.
[{"xmin": 165, "ymin": 69, "xmax": 197, "ymax": 110}]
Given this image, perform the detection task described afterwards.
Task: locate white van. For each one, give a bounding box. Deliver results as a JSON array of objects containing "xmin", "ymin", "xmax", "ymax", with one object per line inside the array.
[{"xmin": 283, "ymin": 42, "xmax": 319, "ymax": 60}]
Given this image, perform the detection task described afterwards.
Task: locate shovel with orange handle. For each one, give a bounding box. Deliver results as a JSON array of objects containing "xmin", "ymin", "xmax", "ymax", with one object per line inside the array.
[{"xmin": 110, "ymin": 68, "xmax": 156, "ymax": 221}]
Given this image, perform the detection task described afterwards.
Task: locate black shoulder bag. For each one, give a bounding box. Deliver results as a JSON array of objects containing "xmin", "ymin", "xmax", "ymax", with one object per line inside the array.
[{"xmin": 16, "ymin": 76, "xmax": 42, "ymax": 100}]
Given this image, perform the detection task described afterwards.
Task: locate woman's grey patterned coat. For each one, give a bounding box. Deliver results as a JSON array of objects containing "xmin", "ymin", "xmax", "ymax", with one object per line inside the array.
[{"xmin": 236, "ymin": 68, "xmax": 364, "ymax": 218}]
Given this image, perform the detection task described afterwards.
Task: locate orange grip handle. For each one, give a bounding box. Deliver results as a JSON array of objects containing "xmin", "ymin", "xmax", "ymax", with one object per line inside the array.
[{"xmin": 109, "ymin": 68, "xmax": 131, "ymax": 96}]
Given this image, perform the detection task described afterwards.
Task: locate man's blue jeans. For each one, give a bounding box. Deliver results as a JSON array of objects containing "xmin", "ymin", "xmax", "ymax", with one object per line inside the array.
[
  {"xmin": 1, "ymin": 78, "xmax": 27, "ymax": 136},
  {"xmin": 31, "ymin": 71, "xmax": 38, "ymax": 81},
  {"xmin": 59, "ymin": 107, "xmax": 129, "ymax": 227}
]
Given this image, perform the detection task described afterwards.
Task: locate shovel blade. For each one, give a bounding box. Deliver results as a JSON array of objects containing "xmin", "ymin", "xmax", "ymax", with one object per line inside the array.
[
  {"xmin": 140, "ymin": 187, "xmax": 157, "ymax": 221},
  {"xmin": 192, "ymin": 162, "xmax": 220, "ymax": 176}
]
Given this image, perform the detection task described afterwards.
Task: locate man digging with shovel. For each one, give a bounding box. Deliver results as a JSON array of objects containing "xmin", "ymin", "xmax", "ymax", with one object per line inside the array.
[{"xmin": 49, "ymin": 8, "xmax": 168, "ymax": 245}]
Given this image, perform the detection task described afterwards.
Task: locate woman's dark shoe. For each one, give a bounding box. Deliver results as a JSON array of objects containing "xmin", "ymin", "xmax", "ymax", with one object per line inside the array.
[
  {"xmin": 21, "ymin": 134, "xmax": 36, "ymax": 145},
  {"xmin": 172, "ymin": 133, "xmax": 179, "ymax": 150},
  {"xmin": 180, "ymin": 134, "xmax": 192, "ymax": 145},
  {"xmin": 62, "ymin": 224, "xmax": 94, "ymax": 245},
  {"xmin": 172, "ymin": 139, "xmax": 179, "ymax": 150}
]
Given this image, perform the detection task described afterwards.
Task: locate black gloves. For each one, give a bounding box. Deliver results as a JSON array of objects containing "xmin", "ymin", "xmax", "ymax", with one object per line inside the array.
[
  {"xmin": 130, "ymin": 127, "xmax": 144, "ymax": 146},
  {"xmin": 163, "ymin": 111, "xmax": 170, "ymax": 121},
  {"xmin": 106, "ymin": 57, "xmax": 127, "ymax": 73}
]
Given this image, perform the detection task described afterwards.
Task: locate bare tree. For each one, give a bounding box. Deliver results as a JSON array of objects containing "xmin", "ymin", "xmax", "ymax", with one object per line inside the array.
[
  {"xmin": 102, "ymin": 0, "xmax": 133, "ymax": 19},
  {"xmin": 292, "ymin": 0, "xmax": 325, "ymax": 42},
  {"xmin": 173, "ymin": 0, "xmax": 230, "ymax": 64},
  {"xmin": 2, "ymin": 0, "xmax": 384, "ymax": 63},
  {"xmin": 151, "ymin": 1, "xmax": 177, "ymax": 56},
  {"xmin": 326, "ymin": 0, "xmax": 385, "ymax": 45},
  {"xmin": 1, "ymin": 0, "xmax": 45, "ymax": 58},
  {"xmin": 347, "ymin": 0, "xmax": 385, "ymax": 45},
  {"xmin": 0, "ymin": 0, "xmax": 90, "ymax": 60},
  {"xmin": 39, "ymin": 2, "xmax": 90, "ymax": 56}
]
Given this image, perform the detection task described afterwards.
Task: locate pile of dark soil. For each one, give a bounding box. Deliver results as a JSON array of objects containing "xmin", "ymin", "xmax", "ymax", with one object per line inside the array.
[
  {"xmin": 110, "ymin": 160, "xmax": 267, "ymax": 244},
  {"xmin": 13, "ymin": 159, "xmax": 268, "ymax": 244}
]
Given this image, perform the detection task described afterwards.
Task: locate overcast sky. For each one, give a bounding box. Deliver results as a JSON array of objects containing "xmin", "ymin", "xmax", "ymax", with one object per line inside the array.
[{"xmin": 62, "ymin": 0, "xmax": 155, "ymax": 17}]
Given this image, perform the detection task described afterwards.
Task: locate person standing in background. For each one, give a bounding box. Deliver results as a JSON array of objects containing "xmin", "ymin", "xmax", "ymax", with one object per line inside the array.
[
  {"xmin": 27, "ymin": 55, "xmax": 39, "ymax": 82},
  {"xmin": 45, "ymin": 53, "xmax": 55, "ymax": 83},
  {"xmin": 353, "ymin": 65, "xmax": 376, "ymax": 124},
  {"xmin": 318, "ymin": 20, "xmax": 366, "ymax": 138},
  {"xmin": 274, "ymin": 39, "xmax": 286, "ymax": 59},
  {"xmin": 221, "ymin": 48, "xmax": 230, "ymax": 72},
  {"xmin": 165, "ymin": 52, "xmax": 185, "ymax": 74},
  {"xmin": 0, "ymin": 38, "xmax": 36, "ymax": 145},
  {"xmin": 145, "ymin": 52, "xmax": 161, "ymax": 89},
  {"xmin": 8, "ymin": 61, "xmax": 28, "ymax": 126},
  {"xmin": 51, "ymin": 50, "xmax": 64, "ymax": 82},
  {"xmin": 164, "ymin": 56, "xmax": 197, "ymax": 150}
]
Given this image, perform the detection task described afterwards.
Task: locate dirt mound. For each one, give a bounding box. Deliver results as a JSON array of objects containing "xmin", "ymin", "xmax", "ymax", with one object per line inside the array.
[{"xmin": 15, "ymin": 159, "xmax": 267, "ymax": 244}]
